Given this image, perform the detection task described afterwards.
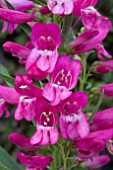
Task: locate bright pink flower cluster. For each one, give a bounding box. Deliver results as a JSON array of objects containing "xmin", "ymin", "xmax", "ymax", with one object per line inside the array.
[{"xmin": 0, "ymin": 0, "xmax": 113, "ymax": 169}]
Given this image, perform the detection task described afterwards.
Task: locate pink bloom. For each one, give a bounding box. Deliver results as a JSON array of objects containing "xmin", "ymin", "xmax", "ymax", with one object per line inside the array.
[
  {"xmin": 3, "ymin": 23, "xmax": 62, "ymax": 80},
  {"xmin": 3, "ymin": 41, "xmax": 31, "ymax": 65},
  {"xmin": 0, "ymin": 0, "xmax": 35, "ymax": 33},
  {"xmin": 0, "ymin": 75, "xmax": 43, "ymax": 121},
  {"xmin": 7, "ymin": 0, "xmax": 35, "ymax": 12},
  {"xmin": 8, "ymin": 132, "xmax": 37, "ymax": 152},
  {"xmin": 57, "ymin": 92, "xmax": 89, "ymax": 140},
  {"xmin": 91, "ymin": 108, "xmax": 113, "ymax": 131},
  {"xmin": 75, "ymin": 129, "xmax": 113, "ymax": 160},
  {"xmin": 43, "ymin": 55, "xmax": 82, "ymax": 105},
  {"xmin": 14, "ymin": 74, "xmax": 42, "ymax": 121},
  {"xmin": 95, "ymin": 60, "xmax": 113, "ymax": 74},
  {"xmin": 70, "ymin": 7, "xmax": 112, "ymax": 60},
  {"xmin": 73, "ymin": 0, "xmax": 98, "ymax": 16},
  {"xmin": 17, "ymin": 152, "xmax": 52, "ymax": 170},
  {"xmin": 48, "ymin": 0, "xmax": 74, "ymax": 15},
  {"xmin": 26, "ymin": 23, "xmax": 62, "ymax": 80},
  {"xmin": 84, "ymin": 155, "xmax": 110, "ymax": 169},
  {"xmin": 98, "ymin": 83, "xmax": 113, "ymax": 98},
  {"xmin": 30, "ymin": 100, "xmax": 59, "ymax": 146}
]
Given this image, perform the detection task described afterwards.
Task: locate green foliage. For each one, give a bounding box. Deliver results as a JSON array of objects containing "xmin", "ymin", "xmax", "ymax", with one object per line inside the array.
[
  {"xmin": 0, "ymin": 146, "xmax": 22, "ymax": 170},
  {"xmin": 0, "ymin": 64, "xmax": 14, "ymax": 87}
]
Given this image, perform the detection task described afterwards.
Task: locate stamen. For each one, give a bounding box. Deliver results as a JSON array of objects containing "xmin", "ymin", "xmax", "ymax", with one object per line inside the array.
[{"xmin": 19, "ymin": 85, "xmax": 29, "ymax": 89}]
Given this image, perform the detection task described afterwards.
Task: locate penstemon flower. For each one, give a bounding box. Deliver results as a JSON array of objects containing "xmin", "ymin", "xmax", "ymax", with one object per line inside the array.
[
  {"xmin": 43, "ymin": 54, "xmax": 82, "ymax": 105},
  {"xmin": 0, "ymin": 0, "xmax": 35, "ymax": 33},
  {"xmin": 30, "ymin": 100, "xmax": 59, "ymax": 145},
  {"xmin": 57, "ymin": 92, "xmax": 89, "ymax": 140}
]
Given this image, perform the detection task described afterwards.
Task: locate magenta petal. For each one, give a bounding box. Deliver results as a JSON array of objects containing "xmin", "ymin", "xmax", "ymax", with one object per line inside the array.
[
  {"xmin": 49, "ymin": 127, "xmax": 59, "ymax": 144},
  {"xmin": 93, "ymin": 107, "xmax": 113, "ymax": 122},
  {"xmin": 1, "ymin": 21, "xmax": 8, "ymax": 33},
  {"xmin": 67, "ymin": 122, "xmax": 79, "ymax": 140},
  {"xmin": 17, "ymin": 152, "xmax": 52, "ymax": 169},
  {"xmin": 40, "ymin": 130, "xmax": 49, "ymax": 146},
  {"xmin": 0, "ymin": 8, "xmax": 35, "ymax": 24},
  {"xmin": 30, "ymin": 129, "xmax": 42, "ymax": 145},
  {"xmin": 43, "ymin": 83, "xmax": 72, "ymax": 106},
  {"xmin": 95, "ymin": 44, "xmax": 112, "ymax": 60},
  {"xmin": 85, "ymin": 155, "xmax": 110, "ymax": 169},
  {"xmin": 31, "ymin": 23, "xmax": 62, "ymax": 49},
  {"xmin": 36, "ymin": 49, "xmax": 58, "ymax": 73},
  {"xmin": 8, "ymin": 133, "xmax": 37, "ymax": 152},
  {"xmin": 0, "ymin": 99, "xmax": 10, "ymax": 118},
  {"xmin": 48, "ymin": 0, "xmax": 74, "ymax": 15},
  {"xmin": 8, "ymin": 0, "xmax": 35, "ymax": 12},
  {"xmin": 77, "ymin": 112, "xmax": 89, "ymax": 138},
  {"xmin": 3, "ymin": 41, "xmax": 31, "ymax": 64},
  {"xmin": 98, "ymin": 83, "xmax": 113, "ymax": 98},
  {"xmin": 59, "ymin": 116, "xmax": 68, "ymax": 139},
  {"xmin": 0, "ymin": 86, "xmax": 19, "ymax": 104},
  {"xmin": 26, "ymin": 48, "xmax": 38, "ymax": 71}
]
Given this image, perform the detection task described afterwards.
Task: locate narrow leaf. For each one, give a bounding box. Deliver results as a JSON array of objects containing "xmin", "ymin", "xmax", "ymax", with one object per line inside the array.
[
  {"xmin": 0, "ymin": 146, "xmax": 21, "ymax": 170},
  {"xmin": 0, "ymin": 165, "xmax": 10, "ymax": 170},
  {"xmin": 0, "ymin": 64, "xmax": 14, "ymax": 87},
  {"xmin": 33, "ymin": 0, "xmax": 46, "ymax": 6},
  {"xmin": 4, "ymin": 0, "xmax": 15, "ymax": 10},
  {"xmin": 19, "ymin": 23, "xmax": 31, "ymax": 37}
]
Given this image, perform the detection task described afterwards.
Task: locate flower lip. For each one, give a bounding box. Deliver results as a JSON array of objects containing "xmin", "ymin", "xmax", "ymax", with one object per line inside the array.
[
  {"xmin": 53, "ymin": 69, "xmax": 72, "ymax": 88},
  {"xmin": 39, "ymin": 111, "xmax": 55, "ymax": 127}
]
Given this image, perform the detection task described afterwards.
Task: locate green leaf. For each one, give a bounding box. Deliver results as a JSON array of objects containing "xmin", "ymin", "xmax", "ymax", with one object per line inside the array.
[
  {"xmin": 4, "ymin": 0, "xmax": 15, "ymax": 10},
  {"xmin": 19, "ymin": 23, "xmax": 31, "ymax": 37},
  {"xmin": 0, "ymin": 146, "xmax": 21, "ymax": 170},
  {"xmin": 0, "ymin": 165, "xmax": 10, "ymax": 170},
  {"xmin": 0, "ymin": 65, "xmax": 14, "ymax": 87},
  {"xmin": 33, "ymin": 0, "xmax": 46, "ymax": 6}
]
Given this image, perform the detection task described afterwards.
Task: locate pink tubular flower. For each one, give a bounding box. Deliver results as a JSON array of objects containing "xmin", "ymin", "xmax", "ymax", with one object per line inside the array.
[
  {"xmin": 30, "ymin": 100, "xmax": 59, "ymax": 146},
  {"xmin": 0, "ymin": 75, "xmax": 43, "ymax": 121},
  {"xmin": 73, "ymin": 0, "xmax": 98, "ymax": 16},
  {"xmin": 70, "ymin": 7, "xmax": 112, "ymax": 60},
  {"xmin": 8, "ymin": 132, "xmax": 37, "ymax": 152},
  {"xmin": 75, "ymin": 129, "xmax": 113, "ymax": 160},
  {"xmin": 26, "ymin": 23, "xmax": 62, "ymax": 80},
  {"xmin": 14, "ymin": 74, "xmax": 42, "ymax": 121},
  {"xmin": 43, "ymin": 54, "xmax": 82, "ymax": 105},
  {"xmin": 17, "ymin": 152, "xmax": 52, "ymax": 170},
  {"xmin": 95, "ymin": 60, "xmax": 113, "ymax": 74},
  {"xmin": 0, "ymin": 0, "xmax": 35, "ymax": 33},
  {"xmin": 48, "ymin": 0, "xmax": 74, "ymax": 15},
  {"xmin": 57, "ymin": 92, "xmax": 89, "ymax": 140},
  {"xmin": 7, "ymin": 0, "xmax": 35, "ymax": 12},
  {"xmin": 98, "ymin": 83, "xmax": 113, "ymax": 98},
  {"xmin": 91, "ymin": 108, "xmax": 113, "ymax": 131},
  {"xmin": 3, "ymin": 41, "xmax": 31, "ymax": 65},
  {"xmin": 84, "ymin": 155, "xmax": 110, "ymax": 169}
]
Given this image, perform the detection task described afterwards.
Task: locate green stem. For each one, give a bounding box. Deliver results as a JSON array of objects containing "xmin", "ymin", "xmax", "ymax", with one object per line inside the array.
[
  {"xmin": 59, "ymin": 14, "xmax": 73, "ymax": 54},
  {"xmin": 89, "ymin": 90, "xmax": 104, "ymax": 123},
  {"xmin": 57, "ymin": 143, "xmax": 67, "ymax": 169},
  {"xmin": 80, "ymin": 55, "xmax": 87, "ymax": 92}
]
